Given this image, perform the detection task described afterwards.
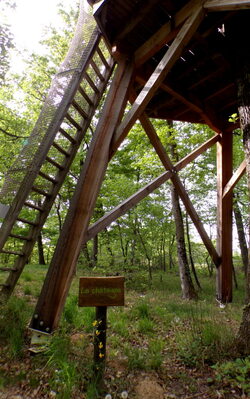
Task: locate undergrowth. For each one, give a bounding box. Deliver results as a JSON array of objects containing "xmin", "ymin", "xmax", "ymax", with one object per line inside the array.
[{"xmin": 0, "ymin": 265, "xmax": 248, "ymax": 397}]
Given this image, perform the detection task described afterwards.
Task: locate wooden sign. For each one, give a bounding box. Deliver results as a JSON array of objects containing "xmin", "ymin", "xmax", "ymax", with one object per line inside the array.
[{"xmin": 79, "ymin": 276, "xmax": 125, "ymax": 307}]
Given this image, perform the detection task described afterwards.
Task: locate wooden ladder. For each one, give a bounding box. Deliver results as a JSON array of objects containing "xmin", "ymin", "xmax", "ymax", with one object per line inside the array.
[{"xmin": 0, "ymin": 31, "xmax": 115, "ymax": 298}]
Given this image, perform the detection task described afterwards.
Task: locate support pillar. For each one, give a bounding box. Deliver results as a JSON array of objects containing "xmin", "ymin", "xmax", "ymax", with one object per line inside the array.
[
  {"xmin": 30, "ymin": 57, "xmax": 133, "ymax": 333},
  {"xmin": 216, "ymin": 131, "xmax": 233, "ymax": 303}
]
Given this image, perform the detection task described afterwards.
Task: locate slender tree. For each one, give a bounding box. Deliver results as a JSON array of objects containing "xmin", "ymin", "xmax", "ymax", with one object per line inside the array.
[
  {"xmin": 168, "ymin": 121, "xmax": 197, "ymax": 299},
  {"xmin": 236, "ymin": 62, "xmax": 250, "ymax": 354},
  {"xmin": 233, "ymin": 193, "xmax": 248, "ymax": 276}
]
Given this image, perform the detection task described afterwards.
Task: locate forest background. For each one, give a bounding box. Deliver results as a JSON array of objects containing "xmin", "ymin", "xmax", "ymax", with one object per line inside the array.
[
  {"xmin": 1, "ymin": 1, "xmax": 250, "ymax": 398},
  {"xmin": 0, "ymin": 0, "xmax": 248, "ymax": 281}
]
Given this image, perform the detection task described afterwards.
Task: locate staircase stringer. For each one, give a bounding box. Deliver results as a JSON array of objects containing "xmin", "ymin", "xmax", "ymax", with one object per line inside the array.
[
  {"xmin": 0, "ymin": 27, "xmax": 116, "ymax": 297},
  {"xmin": 1, "ymin": 56, "xmax": 115, "ymax": 297},
  {"xmin": 0, "ymin": 29, "xmax": 102, "ymax": 251}
]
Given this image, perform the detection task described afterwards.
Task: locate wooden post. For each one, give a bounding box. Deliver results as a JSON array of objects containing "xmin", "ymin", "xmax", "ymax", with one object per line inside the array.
[
  {"xmin": 78, "ymin": 277, "xmax": 124, "ymax": 376},
  {"xmin": 30, "ymin": 59, "xmax": 133, "ymax": 333},
  {"xmin": 93, "ymin": 306, "xmax": 107, "ymax": 373},
  {"xmin": 216, "ymin": 132, "xmax": 233, "ymax": 302}
]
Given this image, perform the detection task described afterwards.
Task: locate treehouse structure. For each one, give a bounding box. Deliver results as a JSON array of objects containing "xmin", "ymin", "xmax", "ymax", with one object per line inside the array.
[{"xmin": 0, "ymin": 0, "xmax": 249, "ymax": 334}]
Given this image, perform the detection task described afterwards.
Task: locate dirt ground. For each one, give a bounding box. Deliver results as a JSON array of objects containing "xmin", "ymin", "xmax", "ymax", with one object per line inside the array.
[{"xmin": 0, "ymin": 346, "xmax": 248, "ymax": 399}]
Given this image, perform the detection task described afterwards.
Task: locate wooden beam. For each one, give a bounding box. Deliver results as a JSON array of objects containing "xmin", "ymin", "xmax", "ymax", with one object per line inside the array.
[
  {"xmin": 113, "ymin": 0, "xmax": 157, "ymax": 44},
  {"xmin": 204, "ymin": 0, "xmax": 250, "ymax": 11},
  {"xmin": 30, "ymin": 58, "xmax": 134, "ymax": 332},
  {"xmin": 135, "ymin": 75, "xmax": 222, "ymax": 133},
  {"xmin": 139, "ymin": 115, "xmax": 220, "ymax": 267},
  {"xmin": 86, "ymin": 133, "xmax": 220, "ymax": 241},
  {"xmin": 216, "ymin": 132, "xmax": 233, "ymax": 303},
  {"xmin": 223, "ymin": 159, "xmax": 246, "ymax": 199},
  {"xmin": 135, "ymin": 0, "xmax": 202, "ymax": 67},
  {"xmin": 110, "ymin": 6, "xmax": 205, "ymax": 156}
]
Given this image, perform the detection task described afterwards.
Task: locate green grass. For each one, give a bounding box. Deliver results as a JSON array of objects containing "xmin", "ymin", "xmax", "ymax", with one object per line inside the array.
[{"xmin": 0, "ymin": 264, "xmax": 247, "ymax": 398}]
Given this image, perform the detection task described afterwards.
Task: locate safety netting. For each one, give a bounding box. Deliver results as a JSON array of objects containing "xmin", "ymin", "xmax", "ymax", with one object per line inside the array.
[{"xmin": 0, "ymin": 0, "xmax": 97, "ymax": 204}]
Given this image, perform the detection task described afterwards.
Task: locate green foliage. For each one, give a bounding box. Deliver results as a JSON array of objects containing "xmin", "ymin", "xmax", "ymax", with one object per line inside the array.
[
  {"xmin": 124, "ymin": 345, "xmax": 147, "ymax": 370},
  {"xmin": 0, "ymin": 297, "xmax": 31, "ymax": 358},
  {"xmin": 63, "ymin": 295, "xmax": 95, "ymax": 331},
  {"xmin": 147, "ymin": 339, "xmax": 165, "ymax": 369},
  {"xmin": 137, "ymin": 317, "xmax": 154, "ymax": 335},
  {"xmin": 124, "ymin": 339, "xmax": 164, "ymax": 370},
  {"xmin": 174, "ymin": 316, "xmax": 235, "ymax": 367},
  {"xmin": 46, "ymin": 334, "xmax": 78, "ymax": 399},
  {"xmin": 213, "ymin": 357, "xmax": 250, "ymax": 395}
]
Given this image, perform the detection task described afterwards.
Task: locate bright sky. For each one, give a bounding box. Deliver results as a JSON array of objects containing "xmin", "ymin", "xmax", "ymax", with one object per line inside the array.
[{"xmin": 2, "ymin": 0, "xmax": 91, "ymax": 72}]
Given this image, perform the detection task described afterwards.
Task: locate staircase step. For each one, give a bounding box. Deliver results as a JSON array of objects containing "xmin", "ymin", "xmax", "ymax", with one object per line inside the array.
[
  {"xmin": 1, "ymin": 249, "xmax": 24, "ymax": 256},
  {"xmin": 78, "ymin": 86, "xmax": 94, "ymax": 106},
  {"xmin": 39, "ymin": 171, "xmax": 58, "ymax": 185},
  {"xmin": 24, "ymin": 201, "xmax": 44, "ymax": 212},
  {"xmin": 9, "ymin": 233, "xmax": 31, "ymax": 241},
  {"xmin": 65, "ymin": 113, "xmax": 82, "ymax": 131},
  {"xmin": 59, "ymin": 128, "xmax": 77, "ymax": 144},
  {"xmin": 32, "ymin": 186, "xmax": 51, "ymax": 197},
  {"xmin": 85, "ymin": 72, "xmax": 100, "ymax": 94},
  {"xmin": 0, "ymin": 267, "xmax": 18, "ymax": 272},
  {"xmin": 96, "ymin": 47, "xmax": 110, "ymax": 70},
  {"xmin": 17, "ymin": 217, "xmax": 38, "ymax": 226},
  {"xmin": 52, "ymin": 142, "xmax": 70, "ymax": 157},
  {"xmin": 46, "ymin": 156, "xmax": 65, "ymax": 170},
  {"xmin": 71, "ymin": 100, "xmax": 88, "ymax": 119},
  {"xmin": 90, "ymin": 59, "xmax": 105, "ymax": 82}
]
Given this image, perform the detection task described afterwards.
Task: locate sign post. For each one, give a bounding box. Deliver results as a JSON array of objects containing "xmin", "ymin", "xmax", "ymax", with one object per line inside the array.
[{"xmin": 78, "ymin": 276, "xmax": 125, "ymax": 373}]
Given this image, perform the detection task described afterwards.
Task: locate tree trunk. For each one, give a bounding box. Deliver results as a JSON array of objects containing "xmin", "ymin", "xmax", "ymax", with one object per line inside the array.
[
  {"xmin": 236, "ymin": 62, "xmax": 250, "ymax": 354},
  {"xmin": 37, "ymin": 233, "xmax": 46, "ymax": 265},
  {"xmin": 233, "ymin": 193, "xmax": 248, "ymax": 276},
  {"xmin": 168, "ymin": 121, "xmax": 197, "ymax": 299},
  {"xmin": 104, "ymin": 228, "xmax": 114, "ymax": 267},
  {"xmin": 169, "ymin": 234, "xmax": 175, "ymax": 269},
  {"xmin": 92, "ymin": 235, "xmax": 98, "ymax": 267},
  {"xmin": 185, "ymin": 212, "xmax": 202, "ymax": 290},
  {"xmin": 171, "ymin": 185, "xmax": 197, "ymax": 299},
  {"xmin": 82, "ymin": 243, "xmax": 92, "ymax": 268}
]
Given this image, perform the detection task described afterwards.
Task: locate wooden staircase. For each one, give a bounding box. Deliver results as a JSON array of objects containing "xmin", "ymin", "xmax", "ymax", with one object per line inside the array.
[{"xmin": 0, "ymin": 30, "xmax": 115, "ymax": 298}]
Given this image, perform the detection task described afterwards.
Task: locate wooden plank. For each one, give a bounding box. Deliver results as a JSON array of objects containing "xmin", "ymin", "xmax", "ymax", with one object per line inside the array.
[
  {"xmin": 65, "ymin": 113, "xmax": 82, "ymax": 131},
  {"xmin": 1, "ymin": 249, "xmax": 24, "ymax": 256},
  {"xmin": 38, "ymin": 171, "xmax": 58, "ymax": 185},
  {"xmin": 0, "ymin": 267, "xmax": 18, "ymax": 272},
  {"xmin": 135, "ymin": 75, "xmax": 222, "ymax": 133},
  {"xmin": 85, "ymin": 72, "xmax": 100, "ymax": 94},
  {"xmin": 71, "ymin": 100, "xmax": 89, "ymax": 119},
  {"xmin": 52, "ymin": 142, "xmax": 70, "ymax": 157},
  {"xmin": 78, "ymin": 85, "xmax": 94, "ymax": 106},
  {"xmin": 24, "ymin": 201, "xmax": 44, "ymax": 211},
  {"xmin": 113, "ymin": 0, "xmax": 158, "ymax": 44},
  {"xmin": 139, "ymin": 115, "xmax": 220, "ymax": 267},
  {"xmin": 30, "ymin": 58, "xmax": 133, "ymax": 332},
  {"xmin": 204, "ymin": 0, "xmax": 250, "ymax": 11},
  {"xmin": 135, "ymin": 0, "xmax": 202, "ymax": 67},
  {"xmin": 216, "ymin": 132, "xmax": 233, "ymax": 302},
  {"xmin": 90, "ymin": 60, "xmax": 105, "ymax": 82},
  {"xmin": 86, "ymin": 134, "xmax": 219, "ymax": 241},
  {"xmin": 86, "ymin": 170, "xmax": 172, "ymax": 241},
  {"xmin": 45, "ymin": 156, "xmax": 64, "ymax": 170},
  {"xmin": 17, "ymin": 217, "xmax": 37, "ymax": 226},
  {"xmin": 59, "ymin": 128, "xmax": 77, "ymax": 144},
  {"xmin": 223, "ymin": 159, "xmax": 246, "ymax": 199},
  {"xmin": 79, "ymin": 277, "xmax": 125, "ymax": 307},
  {"xmin": 1, "ymin": 47, "xmax": 115, "ymax": 300},
  {"xmin": 176, "ymin": 134, "xmax": 220, "ymax": 171},
  {"xmin": 0, "ymin": 30, "xmax": 102, "ymax": 253},
  {"xmin": 111, "ymin": 6, "xmax": 205, "ymax": 156},
  {"xmin": 32, "ymin": 186, "xmax": 51, "ymax": 197}
]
